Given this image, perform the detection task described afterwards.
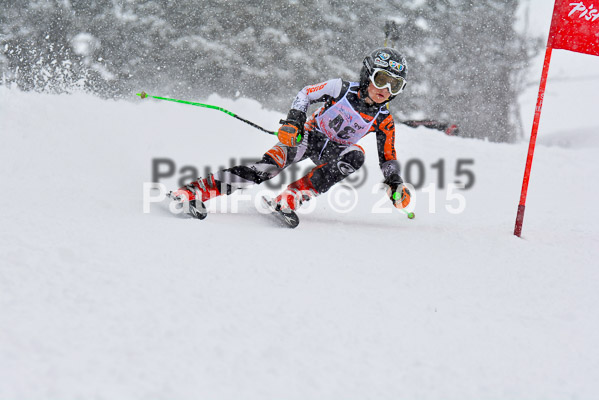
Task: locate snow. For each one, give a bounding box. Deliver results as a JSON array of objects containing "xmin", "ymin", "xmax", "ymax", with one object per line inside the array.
[{"xmin": 1, "ymin": 86, "xmax": 599, "ymax": 399}]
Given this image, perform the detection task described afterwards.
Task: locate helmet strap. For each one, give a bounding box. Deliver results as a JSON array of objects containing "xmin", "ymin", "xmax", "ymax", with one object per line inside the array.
[{"xmin": 359, "ymin": 86, "xmax": 375, "ymax": 106}]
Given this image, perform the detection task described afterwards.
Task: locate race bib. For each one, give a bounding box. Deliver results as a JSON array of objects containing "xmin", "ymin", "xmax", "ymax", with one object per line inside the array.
[{"xmin": 315, "ymin": 95, "xmax": 378, "ymax": 144}]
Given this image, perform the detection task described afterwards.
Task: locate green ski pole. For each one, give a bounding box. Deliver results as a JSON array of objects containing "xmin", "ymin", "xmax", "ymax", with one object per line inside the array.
[{"xmin": 136, "ymin": 91, "xmax": 301, "ymax": 142}]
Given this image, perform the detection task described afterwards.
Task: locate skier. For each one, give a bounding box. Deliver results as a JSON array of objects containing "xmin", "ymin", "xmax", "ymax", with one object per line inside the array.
[{"xmin": 170, "ymin": 47, "xmax": 412, "ymax": 221}]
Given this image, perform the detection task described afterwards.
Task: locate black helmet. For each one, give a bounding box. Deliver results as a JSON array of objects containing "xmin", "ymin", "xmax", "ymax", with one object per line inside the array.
[{"xmin": 359, "ymin": 47, "xmax": 408, "ymax": 102}]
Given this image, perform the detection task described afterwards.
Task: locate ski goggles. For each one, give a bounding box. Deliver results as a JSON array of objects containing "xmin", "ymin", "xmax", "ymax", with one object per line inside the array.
[{"xmin": 369, "ymin": 68, "xmax": 407, "ymax": 95}]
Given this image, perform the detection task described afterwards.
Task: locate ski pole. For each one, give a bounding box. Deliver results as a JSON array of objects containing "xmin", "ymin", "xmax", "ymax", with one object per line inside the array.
[
  {"xmin": 400, "ymin": 208, "xmax": 415, "ymax": 219},
  {"xmin": 136, "ymin": 91, "xmax": 278, "ymax": 136},
  {"xmin": 391, "ymin": 191, "xmax": 415, "ymax": 220}
]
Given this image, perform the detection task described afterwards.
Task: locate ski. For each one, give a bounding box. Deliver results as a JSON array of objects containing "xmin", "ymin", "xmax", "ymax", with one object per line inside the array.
[
  {"xmin": 167, "ymin": 191, "xmax": 208, "ymax": 220},
  {"xmin": 261, "ymin": 196, "xmax": 300, "ymax": 229}
]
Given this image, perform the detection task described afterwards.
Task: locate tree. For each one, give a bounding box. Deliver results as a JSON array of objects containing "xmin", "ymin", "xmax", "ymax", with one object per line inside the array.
[
  {"xmin": 386, "ymin": 0, "xmax": 539, "ymax": 141},
  {"xmin": 0, "ymin": 0, "xmax": 538, "ymax": 141}
]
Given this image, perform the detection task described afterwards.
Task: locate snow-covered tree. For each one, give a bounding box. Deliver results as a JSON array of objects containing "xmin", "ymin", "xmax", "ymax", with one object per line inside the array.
[{"xmin": 0, "ymin": 0, "xmax": 538, "ymax": 141}]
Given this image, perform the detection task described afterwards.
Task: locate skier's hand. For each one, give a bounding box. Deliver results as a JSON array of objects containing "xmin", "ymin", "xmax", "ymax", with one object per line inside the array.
[
  {"xmin": 277, "ymin": 121, "xmax": 302, "ymax": 147},
  {"xmin": 277, "ymin": 109, "xmax": 306, "ymax": 147},
  {"xmin": 389, "ymin": 185, "xmax": 411, "ymax": 209},
  {"xmin": 384, "ymin": 175, "xmax": 411, "ymax": 209}
]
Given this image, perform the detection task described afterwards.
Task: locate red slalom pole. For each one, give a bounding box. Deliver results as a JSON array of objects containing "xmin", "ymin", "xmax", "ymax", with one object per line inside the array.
[{"xmin": 514, "ymin": 46, "xmax": 553, "ymax": 237}]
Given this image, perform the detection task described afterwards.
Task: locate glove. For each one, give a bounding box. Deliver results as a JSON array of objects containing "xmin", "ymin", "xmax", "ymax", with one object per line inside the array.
[
  {"xmin": 277, "ymin": 122, "xmax": 302, "ymax": 147},
  {"xmin": 277, "ymin": 109, "xmax": 306, "ymax": 147},
  {"xmin": 384, "ymin": 175, "xmax": 411, "ymax": 209}
]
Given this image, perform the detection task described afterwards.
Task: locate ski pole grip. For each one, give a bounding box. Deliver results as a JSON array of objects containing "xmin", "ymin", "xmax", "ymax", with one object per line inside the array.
[{"xmin": 279, "ymin": 119, "xmax": 303, "ymax": 143}]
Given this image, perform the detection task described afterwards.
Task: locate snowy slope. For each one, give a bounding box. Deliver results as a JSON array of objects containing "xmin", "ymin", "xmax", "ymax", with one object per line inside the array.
[{"xmin": 1, "ymin": 87, "xmax": 598, "ymax": 399}]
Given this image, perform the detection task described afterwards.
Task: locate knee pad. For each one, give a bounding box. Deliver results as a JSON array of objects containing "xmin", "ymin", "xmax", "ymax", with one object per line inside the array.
[
  {"xmin": 337, "ymin": 146, "xmax": 365, "ymax": 175},
  {"xmin": 264, "ymin": 144, "xmax": 288, "ymax": 168}
]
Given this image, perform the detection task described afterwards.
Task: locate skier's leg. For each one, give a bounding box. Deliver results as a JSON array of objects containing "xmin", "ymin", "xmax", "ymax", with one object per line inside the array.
[
  {"xmin": 171, "ymin": 141, "xmax": 307, "ymax": 202},
  {"xmin": 274, "ymin": 144, "xmax": 365, "ymax": 210}
]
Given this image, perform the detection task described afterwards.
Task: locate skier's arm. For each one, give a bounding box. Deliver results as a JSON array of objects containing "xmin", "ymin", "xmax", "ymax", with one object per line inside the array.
[
  {"xmin": 375, "ymin": 114, "xmax": 411, "ymax": 209},
  {"xmin": 290, "ymin": 78, "xmax": 344, "ymax": 114},
  {"xmin": 376, "ymin": 114, "xmax": 399, "ymax": 179}
]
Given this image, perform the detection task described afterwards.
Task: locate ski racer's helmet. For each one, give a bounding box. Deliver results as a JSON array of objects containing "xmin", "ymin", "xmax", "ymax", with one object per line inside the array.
[{"xmin": 359, "ymin": 47, "xmax": 408, "ymax": 102}]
